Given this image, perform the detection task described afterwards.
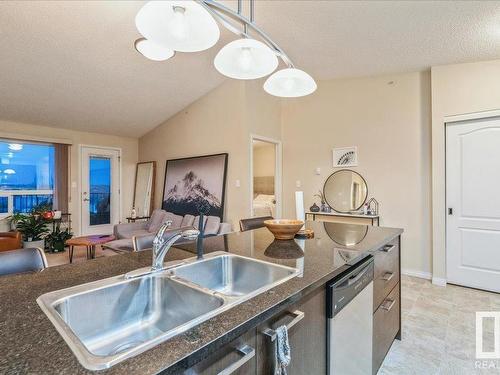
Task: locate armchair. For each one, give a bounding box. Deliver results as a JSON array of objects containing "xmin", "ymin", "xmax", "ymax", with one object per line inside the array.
[{"xmin": 0, "ymin": 231, "xmax": 22, "ymax": 252}]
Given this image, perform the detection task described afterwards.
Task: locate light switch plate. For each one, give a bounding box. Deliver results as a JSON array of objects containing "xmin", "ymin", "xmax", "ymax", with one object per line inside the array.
[{"xmin": 296, "ymin": 180, "xmax": 301, "ymax": 188}]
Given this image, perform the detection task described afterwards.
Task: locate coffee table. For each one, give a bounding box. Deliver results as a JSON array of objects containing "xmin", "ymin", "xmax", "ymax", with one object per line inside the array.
[{"xmin": 65, "ymin": 234, "xmax": 115, "ymax": 263}]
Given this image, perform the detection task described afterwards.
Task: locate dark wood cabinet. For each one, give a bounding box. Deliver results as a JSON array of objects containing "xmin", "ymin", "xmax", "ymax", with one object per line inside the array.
[
  {"xmin": 372, "ymin": 236, "xmax": 401, "ymax": 375},
  {"xmin": 373, "ymin": 284, "xmax": 400, "ymax": 373},
  {"xmin": 185, "ymin": 330, "xmax": 257, "ymax": 375},
  {"xmin": 186, "ymin": 286, "xmax": 327, "ymax": 375},
  {"xmin": 255, "ymin": 286, "xmax": 327, "ymax": 374},
  {"xmin": 185, "ymin": 235, "xmax": 402, "ymax": 375}
]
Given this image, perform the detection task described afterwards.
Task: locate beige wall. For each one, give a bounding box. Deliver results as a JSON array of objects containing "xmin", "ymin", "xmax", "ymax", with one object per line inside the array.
[
  {"xmin": 253, "ymin": 142, "xmax": 276, "ymax": 178},
  {"xmin": 139, "ymin": 61, "xmax": 500, "ymax": 279},
  {"xmin": 139, "ymin": 80, "xmax": 281, "ymax": 229},
  {"xmin": 281, "ymin": 72, "xmax": 432, "ymax": 276},
  {"xmin": 431, "ymin": 59, "xmax": 500, "ymax": 281},
  {"xmin": 0, "ymin": 120, "xmax": 138, "ymax": 234}
]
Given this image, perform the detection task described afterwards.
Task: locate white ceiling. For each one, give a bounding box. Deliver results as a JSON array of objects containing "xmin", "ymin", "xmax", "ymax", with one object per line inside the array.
[{"xmin": 1, "ymin": 1, "xmax": 500, "ymax": 138}]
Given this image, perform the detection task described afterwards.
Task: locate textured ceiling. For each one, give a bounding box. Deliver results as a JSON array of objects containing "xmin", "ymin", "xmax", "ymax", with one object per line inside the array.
[{"xmin": 1, "ymin": 1, "xmax": 500, "ymax": 137}]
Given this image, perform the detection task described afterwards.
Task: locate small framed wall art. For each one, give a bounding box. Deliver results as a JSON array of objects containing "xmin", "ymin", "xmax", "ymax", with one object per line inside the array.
[{"xmin": 332, "ymin": 146, "xmax": 358, "ymax": 167}]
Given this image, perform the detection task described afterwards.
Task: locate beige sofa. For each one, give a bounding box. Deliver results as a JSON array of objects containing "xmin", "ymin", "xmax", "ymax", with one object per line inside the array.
[{"xmin": 105, "ymin": 209, "xmax": 232, "ymax": 252}]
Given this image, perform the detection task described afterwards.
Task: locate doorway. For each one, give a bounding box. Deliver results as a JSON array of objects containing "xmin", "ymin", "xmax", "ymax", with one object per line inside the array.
[
  {"xmin": 80, "ymin": 146, "xmax": 121, "ymax": 235},
  {"xmin": 446, "ymin": 116, "xmax": 500, "ymax": 292},
  {"xmin": 250, "ymin": 135, "xmax": 282, "ymax": 218}
]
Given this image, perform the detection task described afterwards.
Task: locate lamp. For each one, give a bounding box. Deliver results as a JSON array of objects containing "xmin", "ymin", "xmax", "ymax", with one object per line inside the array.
[
  {"xmin": 263, "ymin": 68, "xmax": 317, "ymax": 98},
  {"xmin": 134, "ymin": 0, "xmax": 317, "ymax": 97},
  {"xmin": 135, "ymin": 0, "xmax": 220, "ymax": 52},
  {"xmin": 134, "ymin": 38, "xmax": 175, "ymax": 61},
  {"xmin": 8, "ymin": 144, "xmax": 23, "ymax": 151},
  {"xmin": 214, "ymin": 38, "xmax": 278, "ymax": 80}
]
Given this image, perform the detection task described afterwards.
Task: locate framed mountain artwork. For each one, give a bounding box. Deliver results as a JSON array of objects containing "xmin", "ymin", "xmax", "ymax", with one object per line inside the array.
[{"xmin": 162, "ymin": 153, "xmax": 228, "ymax": 219}]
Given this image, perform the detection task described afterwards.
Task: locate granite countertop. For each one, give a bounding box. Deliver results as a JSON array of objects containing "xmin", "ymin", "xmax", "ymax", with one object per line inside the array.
[{"xmin": 0, "ymin": 221, "xmax": 402, "ymax": 375}]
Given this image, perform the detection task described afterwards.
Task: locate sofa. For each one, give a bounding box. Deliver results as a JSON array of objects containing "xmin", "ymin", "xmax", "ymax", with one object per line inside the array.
[{"xmin": 105, "ymin": 209, "xmax": 232, "ymax": 252}]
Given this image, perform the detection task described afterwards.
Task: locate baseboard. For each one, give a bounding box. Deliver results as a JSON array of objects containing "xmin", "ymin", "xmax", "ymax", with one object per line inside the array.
[
  {"xmin": 431, "ymin": 277, "xmax": 447, "ymax": 287},
  {"xmin": 401, "ymin": 269, "xmax": 432, "ymax": 280}
]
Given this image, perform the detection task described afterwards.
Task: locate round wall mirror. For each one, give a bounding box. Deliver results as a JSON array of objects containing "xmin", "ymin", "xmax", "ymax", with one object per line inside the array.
[{"xmin": 323, "ymin": 169, "xmax": 368, "ymax": 213}]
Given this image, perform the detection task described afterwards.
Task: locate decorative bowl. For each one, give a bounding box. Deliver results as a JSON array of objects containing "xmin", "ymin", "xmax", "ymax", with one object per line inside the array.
[{"xmin": 263, "ymin": 219, "xmax": 305, "ymax": 240}]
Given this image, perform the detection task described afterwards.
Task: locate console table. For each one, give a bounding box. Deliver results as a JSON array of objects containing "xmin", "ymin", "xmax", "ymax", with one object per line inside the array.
[{"xmin": 306, "ymin": 211, "xmax": 379, "ymax": 226}]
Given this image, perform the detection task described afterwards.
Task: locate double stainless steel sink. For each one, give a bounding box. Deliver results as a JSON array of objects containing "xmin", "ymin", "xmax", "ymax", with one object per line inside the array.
[{"xmin": 37, "ymin": 252, "xmax": 299, "ymax": 370}]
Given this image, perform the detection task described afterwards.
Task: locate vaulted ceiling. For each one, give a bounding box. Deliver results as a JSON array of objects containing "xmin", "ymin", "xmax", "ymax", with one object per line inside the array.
[{"xmin": 1, "ymin": 1, "xmax": 500, "ymax": 137}]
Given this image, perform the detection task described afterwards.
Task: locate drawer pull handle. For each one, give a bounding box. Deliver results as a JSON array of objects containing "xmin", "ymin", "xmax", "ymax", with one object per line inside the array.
[
  {"xmin": 217, "ymin": 345, "xmax": 255, "ymax": 375},
  {"xmin": 381, "ymin": 298, "xmax": 396, "ymax": 312},
  {"xmin": 380, "ymin": 244, "xmax": 395, "ymax": 253},
  {"xmin": 262, "ymin": 310, "xmax": 305, "ymax": 341},
  {"xmin": 382, "ymin": 272, "xmax": 394, "ymax": 282}
]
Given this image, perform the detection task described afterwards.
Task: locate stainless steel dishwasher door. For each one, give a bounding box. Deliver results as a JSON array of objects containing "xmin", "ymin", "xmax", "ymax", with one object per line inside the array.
[{"xmin": 328, "ymin": 259, "xmax": 374, "ymax": 375}]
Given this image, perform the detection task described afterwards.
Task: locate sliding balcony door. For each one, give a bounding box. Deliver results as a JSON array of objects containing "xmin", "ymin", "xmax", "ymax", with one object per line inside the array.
[{"xmin": 80, "ymin": 146, "xmax": 120, "ymax": 235}]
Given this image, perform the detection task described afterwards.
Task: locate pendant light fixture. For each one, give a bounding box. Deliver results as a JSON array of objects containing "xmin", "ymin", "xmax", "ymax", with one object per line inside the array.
[
  {"xmin": 135, "ymin": 0, "xmax": 220, "ymax": 52},
  {"xmin": 134, "ymin": 0, "xmax": 316, "ymax": 98},
  {"xmin": 214, "ymin": 38, "xmax": 278, "ymax": 80},
  {"xmin": 134, "ymin": 38, "xmax": 175, "ymax": 61},
  {"xmin": 264, "ymin": 68, "xmax": 317, "ymax": 98}
]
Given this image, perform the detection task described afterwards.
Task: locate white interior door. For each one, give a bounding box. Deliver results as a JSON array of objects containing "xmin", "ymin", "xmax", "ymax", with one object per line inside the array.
[
  {"xmin": 81, "ymin": 146, "xmax": 120, "ymax": 235},
  {"xmin": 446, "ymin": 117, "xmax": 500, "ymax": 292}
]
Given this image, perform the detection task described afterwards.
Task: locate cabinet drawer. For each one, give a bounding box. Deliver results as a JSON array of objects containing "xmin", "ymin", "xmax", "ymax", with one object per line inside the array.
[
  {"xmin": 185, "ymin": 330, "xmax": 256, "ymax": 375},
  {"xmin": 373, "ymin": 237, "xmax": 400, "ymax": 311},
  {"xmin": 373, "ymin": 283, "xmax": 400, "ymax": 375}
]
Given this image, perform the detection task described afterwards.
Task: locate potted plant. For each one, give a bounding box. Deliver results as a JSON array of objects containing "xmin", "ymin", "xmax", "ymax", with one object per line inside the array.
[
  {"xmin": 45, "ymin": 227, "xmax": 72, "ymax": 253},
  {"xmin": 11, "ymin": 212, "xmax": 50, "ymax": 249}
]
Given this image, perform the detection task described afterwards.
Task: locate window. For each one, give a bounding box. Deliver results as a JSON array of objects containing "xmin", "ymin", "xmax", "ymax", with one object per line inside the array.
[
  {"xmin": 89, "ymin": 156, "xmax": 111, "ymax": 225},
  {"xmin": 0, "ymin": 196, "xmax": 7, "ymax": 214},
  {"xmin": 0, "ymin": 140, "xmax": 55, "ymax": 217}
]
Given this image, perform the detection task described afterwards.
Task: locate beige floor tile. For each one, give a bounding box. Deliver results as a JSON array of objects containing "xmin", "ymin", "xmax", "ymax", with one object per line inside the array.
[{"xmin": 379, "ymin": 278, "xmax": 500, "ymax": 375}]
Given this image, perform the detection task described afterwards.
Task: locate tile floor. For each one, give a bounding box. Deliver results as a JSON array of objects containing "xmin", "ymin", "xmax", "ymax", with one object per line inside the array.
[{"xmin": 379, "ymin": 275, "xmax": 500, "ymax": 375}]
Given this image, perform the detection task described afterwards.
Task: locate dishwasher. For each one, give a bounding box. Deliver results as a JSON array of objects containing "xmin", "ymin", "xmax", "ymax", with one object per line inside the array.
[{"xmin": 327, "ymin": 257, "xmax": 374, "ymax": 375}]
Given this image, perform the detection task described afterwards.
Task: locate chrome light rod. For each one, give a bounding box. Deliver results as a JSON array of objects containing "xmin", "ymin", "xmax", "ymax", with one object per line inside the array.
[{"xmin": 197, "ymin": 0, "xmax": 295, "ymax": 68}]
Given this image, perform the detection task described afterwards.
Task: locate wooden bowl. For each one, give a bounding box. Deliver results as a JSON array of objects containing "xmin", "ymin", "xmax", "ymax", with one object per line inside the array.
[{"xmin": 263, "ymin": 219, "xmax": 305, "ymax": 240}]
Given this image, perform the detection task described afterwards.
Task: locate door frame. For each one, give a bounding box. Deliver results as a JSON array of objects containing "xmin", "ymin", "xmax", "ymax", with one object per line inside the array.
[
  {"xmin": 443, "ymin": 109, "xmax": 500, "ymax": 286},
  {"xmin": 249, "ymin": 134, "xmax": 282, "ymax": 219},
  {"xmin": 78, "ymin": 144, "xmax": 122, "ymax": 235}
]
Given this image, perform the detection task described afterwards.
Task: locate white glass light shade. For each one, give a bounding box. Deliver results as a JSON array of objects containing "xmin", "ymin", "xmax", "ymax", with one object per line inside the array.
[
  {"xmin": 135, "ymin": 1, "xmax": 220, "ymax": 53},
  {"xmin": 8, "ymin": 144, "xmax": 23, "ymax": 151},
  {"xmin": 214, "ymin": 38, "xmax": 278, "ymax": 80},
  {"xmin": 263, "ymin": 68, "xmax": 317, "ymax": 97},
  {"xmin": 135, "ymin": 38, "xmax": 175, "ymax": 61}
]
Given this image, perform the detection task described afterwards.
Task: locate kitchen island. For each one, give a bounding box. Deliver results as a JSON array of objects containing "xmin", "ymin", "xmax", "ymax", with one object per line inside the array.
[{"xmin": 0, "ymin": 221, "xmax": 402, "ymax": 374}]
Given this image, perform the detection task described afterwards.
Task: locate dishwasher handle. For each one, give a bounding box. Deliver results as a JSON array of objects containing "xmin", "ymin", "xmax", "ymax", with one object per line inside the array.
[
  {"xmin": 327, "ymin": 258, "xmax": 374, "ymax": 318},
  {"xmin": 332, "ymin": 258, "xmax": 373, "ymax": 291}
]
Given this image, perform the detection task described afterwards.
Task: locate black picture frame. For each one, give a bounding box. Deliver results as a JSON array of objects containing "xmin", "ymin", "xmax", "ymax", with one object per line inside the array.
[{"xmin": 161, "ymin": 153, "xmax": 228, "ymax": 220}]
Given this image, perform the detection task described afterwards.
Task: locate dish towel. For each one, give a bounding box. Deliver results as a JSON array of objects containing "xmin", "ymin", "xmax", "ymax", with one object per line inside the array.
[{"xmin": 274, "ymin": 325, "xmax": 291, "ymax": 375}]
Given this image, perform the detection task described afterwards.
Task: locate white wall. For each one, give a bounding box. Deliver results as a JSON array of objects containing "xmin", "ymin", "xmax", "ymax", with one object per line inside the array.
[
  {"xmin": 281, "ymin": 71, "xmax": 432, "ymax": 276},
  {"xmin": 138, "ymin": 60, "xmax": 500, "ymax": 279},
  {"xmin": 139, "ymin": 80, "xmax": 282, "ymax": 229},
  {"xmin": 431, "ymin": 59, "xmax": 500, "ymax": 281},
  {"xmin": 0, "ymin": 120, "xmax": 138, "ymax": 234}
]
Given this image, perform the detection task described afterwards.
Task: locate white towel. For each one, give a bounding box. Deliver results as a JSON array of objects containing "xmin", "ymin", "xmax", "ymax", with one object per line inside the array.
[{"xmin": 274, "ymin": 325, "xmax": 291, "ymax": 375}]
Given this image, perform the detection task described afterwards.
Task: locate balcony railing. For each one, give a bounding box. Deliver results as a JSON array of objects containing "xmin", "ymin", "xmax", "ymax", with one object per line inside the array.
[
  {"xmin": 89, "ymin": 192, "xmax": 110, "ymax": 225},
  {"xmin": 0, "ymin": 190, "xmax": 54, "ymax": 218},
  {"xmin": 13, "ymin": 194, "xmax": 53, "ymax": 213}
]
